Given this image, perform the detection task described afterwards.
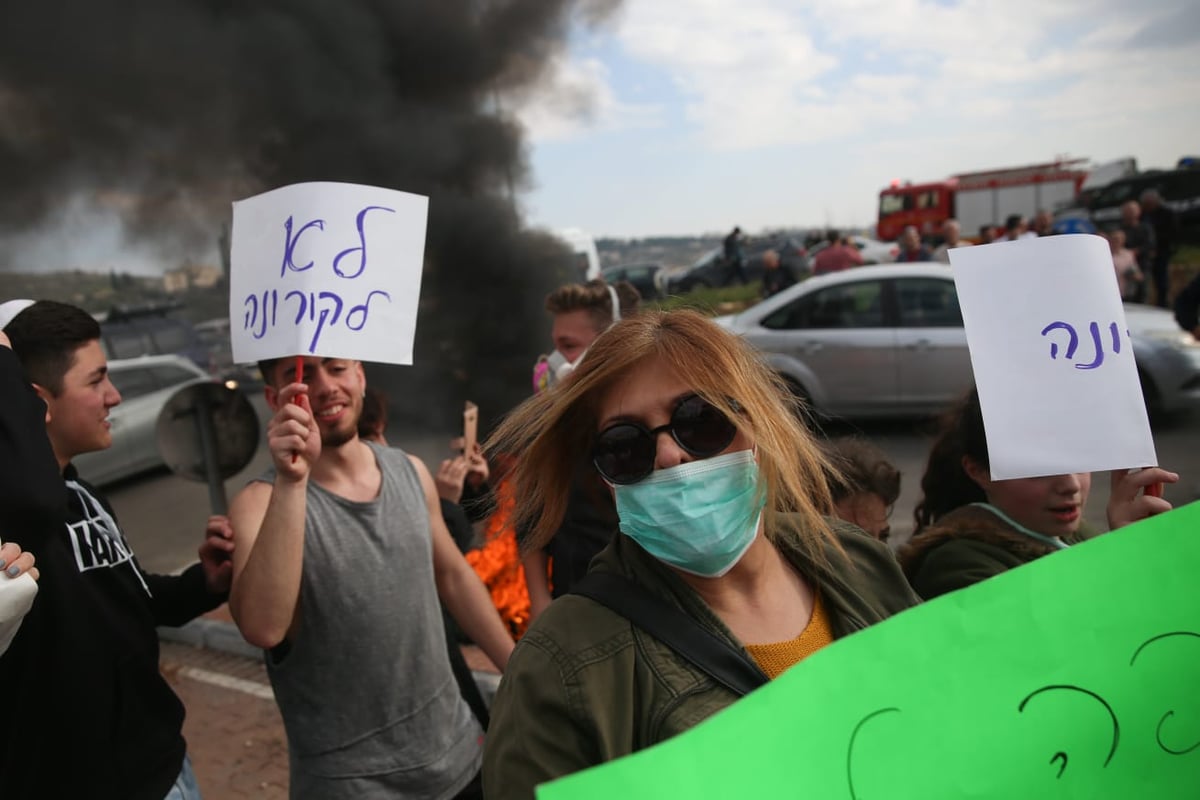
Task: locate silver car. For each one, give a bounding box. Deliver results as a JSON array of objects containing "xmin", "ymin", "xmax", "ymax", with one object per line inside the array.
[
  {"xmin": 717, "ymin": 263, "xmax": 1200, "ymax": 420},
  {"xmin": 73, "ymin": 354, "xmax": 211, "ymax": 485}
]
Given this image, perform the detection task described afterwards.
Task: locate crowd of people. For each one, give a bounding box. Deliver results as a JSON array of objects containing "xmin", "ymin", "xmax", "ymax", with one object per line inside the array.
[{"xmin": 0, "ymin": 257, "xmax": 1186, "ymax": 799}]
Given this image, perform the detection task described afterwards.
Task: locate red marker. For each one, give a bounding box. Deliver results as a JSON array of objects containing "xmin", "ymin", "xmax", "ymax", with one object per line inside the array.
[
  {"xmin": 1145, "ymin": 482, "xmax": 1163, "ymax": 499},
  {"xmin": 291, "ymin": 355, "xmax": 304, "ymax": 464}
]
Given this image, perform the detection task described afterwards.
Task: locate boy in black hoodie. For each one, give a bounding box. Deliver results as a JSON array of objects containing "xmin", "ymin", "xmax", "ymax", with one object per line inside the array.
[{"xmin": 0, "ymin": 300, "xmax": 235, "ymax": 800}]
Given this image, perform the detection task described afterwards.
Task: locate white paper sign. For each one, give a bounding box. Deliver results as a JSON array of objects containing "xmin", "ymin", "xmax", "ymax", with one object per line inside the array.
[
  {"xmin": 229, "ymin": 182, "xmax": 428, "ymax": 365},
  {"xmin": 949, "ymin": 234, "xmax": 1157, "ymax": 479}
]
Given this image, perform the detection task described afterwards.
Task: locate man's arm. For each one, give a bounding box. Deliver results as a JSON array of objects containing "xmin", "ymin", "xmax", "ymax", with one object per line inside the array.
[
  {"xmin": 411, "ymin": 455, "xmax": 514, "ymax": 671},
  {"xmin": 229, "ymin": 383, "xmax": 320, "ymax": 649},
  {"xmin": 142, "ymin": 514, "xmax": 234, "ymax": 627}
]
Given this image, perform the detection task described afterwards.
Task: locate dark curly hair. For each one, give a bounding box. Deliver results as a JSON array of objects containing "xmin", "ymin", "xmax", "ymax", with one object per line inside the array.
[{"xmin": 912, "ymin": 387, "xmax": 989, "ymax": 534}]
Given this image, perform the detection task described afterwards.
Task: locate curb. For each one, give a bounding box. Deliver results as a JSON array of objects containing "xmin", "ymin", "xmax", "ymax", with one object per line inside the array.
[{"xmin": 158, "ymin": 618, "xmax": 502, "ymax": 706}]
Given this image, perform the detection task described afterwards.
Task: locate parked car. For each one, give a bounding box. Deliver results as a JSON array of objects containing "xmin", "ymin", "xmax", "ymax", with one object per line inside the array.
[
  {"xmin": 716, "ymin": 263, "xmax": 1200, "ymax": 420},
  {"xmin": 97, "ymin": 302, "xmax": 208, "ymax": 369},
  {"xmin": 664, "ymin": 235, "xmax": 808, "ymax": 294},
  {"xmin": 1085, "ymin": 164, "xmax": 1200, "ymax": 232},
  {"xmin": 602, "ymin": 263, "xmax": 663, "ymax": 301},
  {"xmin": 72, "ymin": 354, "xmax": 212, "ymax": 486}
]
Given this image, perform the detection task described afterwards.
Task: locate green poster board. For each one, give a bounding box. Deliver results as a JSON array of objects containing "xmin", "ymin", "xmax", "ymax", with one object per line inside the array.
[{"xmin": 539, "ymin": 502, "xmax": 1200, "ymax": 799}]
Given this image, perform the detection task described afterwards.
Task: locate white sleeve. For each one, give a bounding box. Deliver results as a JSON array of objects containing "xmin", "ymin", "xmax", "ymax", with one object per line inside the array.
[{"xmin": 0, "ymin": 571, "xmax": 38, "ymax": 656}]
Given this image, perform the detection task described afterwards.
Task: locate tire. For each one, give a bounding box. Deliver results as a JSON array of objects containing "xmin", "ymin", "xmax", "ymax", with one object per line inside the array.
[{"xmin": 781, "ymin": 377, "xmax": 825, "ymax": 431}]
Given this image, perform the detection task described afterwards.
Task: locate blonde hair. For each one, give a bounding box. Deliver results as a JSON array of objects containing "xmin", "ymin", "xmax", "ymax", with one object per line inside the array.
[
  {"xmin": 544, "ymin": 279, "xmax": 640, "ymax": 332},
  {"xmin": 487, "ymin": 309, "xmax": 840, "ymax": 564}
]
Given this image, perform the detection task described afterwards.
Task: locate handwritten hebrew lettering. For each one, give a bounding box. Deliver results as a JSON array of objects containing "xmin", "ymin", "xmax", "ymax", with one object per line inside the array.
[
  {"xmin": 1129, "ymin": 631, "xmax": 1200, "ymax": 757},
  {"xmin": 280, "ymin": 216, "xmax": 326, "ymax": 277},
  {"xmin": 846, "ymin": 707, "xmax": 901, "ymax": 799},
  {"xmin": 1041, "ymin": 321, "xmax": 1079, "ymax": 360},
  {"xmin": 1076, "ymin": 321, "xmax": 1105, "ymax": 370},
  {"xmin": 333, "ymin": 205, "xmax": 395, "ymax": 279},
  {"xmin": 1017, "ymin": 685, "xmax": 1120, "ymax": 775},
  {"xmin": 1041, "ymin": 320, "xmax": 1131, "ymax": 370}
]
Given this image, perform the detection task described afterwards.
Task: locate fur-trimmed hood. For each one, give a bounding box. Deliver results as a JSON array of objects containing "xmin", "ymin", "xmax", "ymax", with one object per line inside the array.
[{"xmin": 898, "ymin": 504, "xmax": 1060, "ymax": 577}]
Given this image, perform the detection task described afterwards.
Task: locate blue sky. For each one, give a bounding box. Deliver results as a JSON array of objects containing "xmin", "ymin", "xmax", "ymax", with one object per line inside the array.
[{"xmin": 513, "ymin": 0, "xmax": 1200, "ymax": 238}]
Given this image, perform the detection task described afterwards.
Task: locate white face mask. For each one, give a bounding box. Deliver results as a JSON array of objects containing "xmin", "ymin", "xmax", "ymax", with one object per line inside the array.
[{"xmin": 534, "ymin": 283, "xmax": 622, "ymax": 392}]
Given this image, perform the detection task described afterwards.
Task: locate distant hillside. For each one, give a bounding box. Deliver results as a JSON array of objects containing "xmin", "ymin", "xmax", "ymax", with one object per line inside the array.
[{"xmin": 0, "ymin": 270, "xmax": 228, "ymax": 321}]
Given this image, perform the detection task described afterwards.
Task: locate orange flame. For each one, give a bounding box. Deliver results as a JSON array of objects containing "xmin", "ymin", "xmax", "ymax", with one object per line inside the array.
[{"xmin": 466, "ymin": 476, "xmax": 531, "ymax": 639}]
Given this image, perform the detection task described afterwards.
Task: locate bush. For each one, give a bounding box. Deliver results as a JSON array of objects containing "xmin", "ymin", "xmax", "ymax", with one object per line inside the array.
[{"xmin": 650, "ymin": 281, "xmax": 771, "ymax": 315}]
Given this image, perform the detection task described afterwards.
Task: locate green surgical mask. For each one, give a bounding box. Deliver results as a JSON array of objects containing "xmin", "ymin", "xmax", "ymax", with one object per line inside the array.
[{"xmin": 611, "ymin": 450, "xmax": 765, "ymax": 577}]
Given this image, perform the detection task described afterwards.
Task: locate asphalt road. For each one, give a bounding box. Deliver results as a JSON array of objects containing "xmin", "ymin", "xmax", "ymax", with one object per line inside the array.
[{"xmin": 109, "ymin": 400, "xmax": 1200, "ymax": 573}]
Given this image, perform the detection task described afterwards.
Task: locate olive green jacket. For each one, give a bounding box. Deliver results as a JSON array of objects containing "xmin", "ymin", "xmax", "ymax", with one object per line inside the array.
[
  {"xmin": 899, "ymin": 503, "xmax": 1090, "ymax": 600},
  {"xmin": 482, "ymin": 516, "xmax": 921, "ymax": 800}
]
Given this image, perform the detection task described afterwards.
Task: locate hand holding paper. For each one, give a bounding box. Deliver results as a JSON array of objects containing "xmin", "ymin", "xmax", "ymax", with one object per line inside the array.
[{"xmin": 1106, "ymin": 467, "xmax": 1176, "ymax": 528}]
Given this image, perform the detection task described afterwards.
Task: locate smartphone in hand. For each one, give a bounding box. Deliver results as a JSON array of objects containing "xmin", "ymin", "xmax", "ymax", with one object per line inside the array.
[{"xmin": 463, "ymin": 401, "xmax": 478, "ymax": 455}]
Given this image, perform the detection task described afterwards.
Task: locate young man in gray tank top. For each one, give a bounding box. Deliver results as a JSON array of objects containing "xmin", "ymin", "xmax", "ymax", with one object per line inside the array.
[{"xmin": 228, "ymin": 356, "xmax": 514, "ymax": 799}]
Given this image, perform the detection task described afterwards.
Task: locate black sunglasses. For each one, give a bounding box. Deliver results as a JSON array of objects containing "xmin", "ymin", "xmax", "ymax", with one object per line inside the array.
[{"xmin": 592, "ymin": 394, "xmax": 738, "ymax": 485}]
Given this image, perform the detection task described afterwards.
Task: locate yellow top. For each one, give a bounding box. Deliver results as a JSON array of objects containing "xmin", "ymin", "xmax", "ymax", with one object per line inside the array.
[{"xmin": 744, "ymin": 592, "xmax": 834, "ymax": 680}]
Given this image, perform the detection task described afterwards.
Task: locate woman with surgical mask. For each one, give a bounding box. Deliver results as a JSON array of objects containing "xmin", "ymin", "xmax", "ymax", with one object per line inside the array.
[
  {"xmin": 483, "ymin": 310, "xmax": 919, "ymax": 798},
  {"xmin": 523, "ymin": 279, "xmax": 639, "ymax": 620}
]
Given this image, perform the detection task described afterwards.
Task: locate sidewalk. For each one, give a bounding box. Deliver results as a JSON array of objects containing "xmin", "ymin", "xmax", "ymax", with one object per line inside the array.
[{"xmin": 160, "ymin": 605, "xmax": 502, "ymax": 799}]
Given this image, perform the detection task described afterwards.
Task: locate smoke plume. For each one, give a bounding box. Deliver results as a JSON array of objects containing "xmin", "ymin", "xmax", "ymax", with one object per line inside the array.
[{"xmin": 0, "ymin": 0, "xmax": 620, "ymax": 431}]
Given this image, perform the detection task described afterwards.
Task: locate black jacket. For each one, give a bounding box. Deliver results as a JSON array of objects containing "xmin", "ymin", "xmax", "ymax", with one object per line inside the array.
[{"xmin": 0, "ymin": 348, "xmax": 226, "ymax": 800}]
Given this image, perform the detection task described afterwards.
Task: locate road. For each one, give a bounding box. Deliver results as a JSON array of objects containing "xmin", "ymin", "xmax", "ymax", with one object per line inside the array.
[{"xmin": 108, "ymin": 398, "xmax": 1200, "ymax": 572}]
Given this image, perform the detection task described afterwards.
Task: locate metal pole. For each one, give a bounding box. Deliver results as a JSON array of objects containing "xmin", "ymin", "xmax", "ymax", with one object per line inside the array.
[{"xmin": 193, "ymin": 389, "xmax": 228, "ymax": 515}]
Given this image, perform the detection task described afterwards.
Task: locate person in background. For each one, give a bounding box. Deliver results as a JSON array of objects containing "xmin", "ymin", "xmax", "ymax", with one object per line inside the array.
[
  {"xmin": 811, "ymin": 229, "xmax": 864, "ymax": 274},
  {"xmin": 899, "ymin": 388, "xmax": 1177, "ymax": 599},
  {"xmin": 1175, "ymin": 270, "xmax": 1200, "ymax": 341},
  {"xmin": 1032, "ymin": 209, "xmax": 1055, "ymax": 237},
  {"xmin": 1140, "ymin": 189, "xmax": 1178, "ymax": 308},
  {"xmin": 1003, "ymin": 214, "xmax": 1035, "ymax": 241},
  {"xmin": 1107, "ymin": 228, "xmax": 1143, "ymax": 301},
  {"xmin": 1119, "ymin": 200, "xmax": 1155, "ymax": 304},
  {"xmin": 524, "ymin": 279, "xmax": 640, "ymax": 621},
  {"xmin": 229, "ymin": 354, "xmax": 514, "ymax": 799},
  {"xmin": 819, "ymin": 437, "xmax": 901, "ymax": 543},
  {"xmin": 760, "ymin": 249, "xmax": 795, "ymax": 297},
  {"xmin": 481, "ymin": 310, "xmax": 919, "ymax": 799},
  {"xmin": 723, "ymin": 225, "xmax": 747, "ymax": 284},
  {"xmin": 978, "ymin": 224, "xmax": 998, "ymax": 244},
  {"xmin": 2, "ymin": 299, "xmax": 233, "ymax": 800},
  {"xmin": 894, "ymin": 225, "xmax": 933, "ymax": 262},
  {"xmin": 932, "ymin": 219, "xmax": 972, "ymax": 264}
]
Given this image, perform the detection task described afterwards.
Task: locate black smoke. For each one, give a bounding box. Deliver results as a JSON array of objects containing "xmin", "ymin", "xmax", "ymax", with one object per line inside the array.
[{"xmin": 0, "ymin": 0, "xmax": 619, "ymax": 432}]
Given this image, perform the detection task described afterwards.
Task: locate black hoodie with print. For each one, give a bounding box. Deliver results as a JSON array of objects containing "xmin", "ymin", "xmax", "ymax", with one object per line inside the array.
[{"xmin": 0, "ymin": 347, "xmax": 227, "ymax": 799}]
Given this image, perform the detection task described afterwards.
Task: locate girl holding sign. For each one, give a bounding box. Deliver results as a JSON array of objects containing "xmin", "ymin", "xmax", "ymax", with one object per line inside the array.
[
  {"xmin": 901, "ymin": 388, "xmax": 1177, "ymax": 600},
  {"xmin": 481, "ymin": 310, "xmax": 919, "ymax": 799}
]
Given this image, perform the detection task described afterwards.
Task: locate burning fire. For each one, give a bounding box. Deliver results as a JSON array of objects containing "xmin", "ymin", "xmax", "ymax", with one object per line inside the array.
[{"xmin": 466, "ymin": 476, "xmax": 532, "ymax": 639}]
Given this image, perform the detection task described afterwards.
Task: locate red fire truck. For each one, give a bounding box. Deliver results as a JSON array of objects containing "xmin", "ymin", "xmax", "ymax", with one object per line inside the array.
[{"xmin": 876, "ymin": 158, "xmax": 1090, "ymax": 241}]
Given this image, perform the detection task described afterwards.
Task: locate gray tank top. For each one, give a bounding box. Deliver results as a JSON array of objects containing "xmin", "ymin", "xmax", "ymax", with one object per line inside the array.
[{"xmin": 259, "ymin": 443, "xmax": 482, "ymax": 799}]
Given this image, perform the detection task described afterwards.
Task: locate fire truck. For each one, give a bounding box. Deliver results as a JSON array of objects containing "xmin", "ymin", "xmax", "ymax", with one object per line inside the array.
[{"xmin": 876, "ymin": 158, "xmax": 1090, "ymax": 241}]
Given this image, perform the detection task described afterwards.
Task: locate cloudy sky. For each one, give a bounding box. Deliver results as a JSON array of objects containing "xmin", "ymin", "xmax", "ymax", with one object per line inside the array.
[{"xmin": 514, "ymin": 0, "xmax": 1200, "ymax": 238}]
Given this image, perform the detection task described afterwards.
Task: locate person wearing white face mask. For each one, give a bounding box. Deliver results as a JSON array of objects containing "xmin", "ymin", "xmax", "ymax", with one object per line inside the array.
[
  {"xmin": 523, "ymin": 279, "xmax": 639, "ymax": 621},
  {"xmin": 483, "ymin": 310, "xmax": 920, "ymax": 799}
]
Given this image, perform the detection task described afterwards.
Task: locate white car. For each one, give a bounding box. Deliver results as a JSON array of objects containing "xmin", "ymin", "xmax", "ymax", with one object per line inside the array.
[
  {"xmin": 73, "ymin": 354, "xmax": 212, "ymax": 485},
  {"xmin": 851, "ymin": 235, "xmax": 899, "ymax": 264},
  {"xmin": 717, "ymin": 263, "xmax": 1200, "ymax": 420}
]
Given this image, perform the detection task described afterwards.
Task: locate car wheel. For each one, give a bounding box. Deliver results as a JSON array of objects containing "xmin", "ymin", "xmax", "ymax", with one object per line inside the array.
[
  {"xmin": 1138, "ymin": 367, "xmax": 1162, "ymax": 418},
  {"xmin": 780, "ymin": 377, "xmax": 825, "ymax": 430}
]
